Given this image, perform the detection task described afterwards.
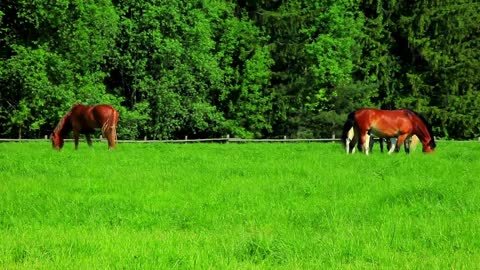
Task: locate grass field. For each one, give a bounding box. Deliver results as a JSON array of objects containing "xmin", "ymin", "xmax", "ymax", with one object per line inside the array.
[{"xmin": 1, "ymin": 141, "xmax": 480, "ymax": 269}]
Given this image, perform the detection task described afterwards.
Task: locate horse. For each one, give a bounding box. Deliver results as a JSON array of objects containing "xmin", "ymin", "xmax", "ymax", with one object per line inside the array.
[
  {"xmin": 342, "ymin": 108, "xmax": 435, "ymax": 155},
  {"xmin": 51, "ymin": 104, "xmax": 119, "ymax": 150}
]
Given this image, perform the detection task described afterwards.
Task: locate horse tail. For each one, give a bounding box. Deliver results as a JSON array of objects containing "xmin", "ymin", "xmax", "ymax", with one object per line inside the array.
[
  {"xmin": 100, "ymin": 107, "xmax": 119, "ymax": 148},
  {"xmin": 112, "ymin": 108, "xmax": 119, "ymax": 143},
  {"xmin": 341, "ymin": 111, "xmax": 355, "ymax": 146}
]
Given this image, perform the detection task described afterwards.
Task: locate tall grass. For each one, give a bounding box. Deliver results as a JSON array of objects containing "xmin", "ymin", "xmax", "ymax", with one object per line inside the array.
[{"xmin": 1, "ymin": 141, "xmax": 479, "ymax": 269}]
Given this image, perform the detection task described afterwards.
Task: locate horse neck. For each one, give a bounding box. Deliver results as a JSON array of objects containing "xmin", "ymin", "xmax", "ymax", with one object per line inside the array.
[
  {"xmin": 54, "ymin": 115, "xmax": 72, "ymax": 137},
  {"xmin": 413, "ymin": 119, "xmax": 432, "ymax": 145}
]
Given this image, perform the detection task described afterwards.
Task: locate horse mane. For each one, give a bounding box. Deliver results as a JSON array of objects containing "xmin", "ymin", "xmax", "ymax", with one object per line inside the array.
[
  {"xmin": 403, "ymin": 108, "xmax": 436, "ymax": 149},
  {"xmin": 53, "ymin": 110, "xmax": 73, "ymax": 136}
]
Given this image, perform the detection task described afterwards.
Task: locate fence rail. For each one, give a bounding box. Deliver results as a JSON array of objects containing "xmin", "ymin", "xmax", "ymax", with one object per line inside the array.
[
  {"xmin": 0, "ymin": 136, "xmax": 341, "ymax": 143},
  {"xmin": 1, "ymin": 136, "xmax": 479, "ymax": 143}
]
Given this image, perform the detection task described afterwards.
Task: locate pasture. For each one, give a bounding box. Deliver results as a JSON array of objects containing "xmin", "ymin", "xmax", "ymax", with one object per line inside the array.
[{"xmin": 1, "ymin": 141, "xmax": 479, "ymax": 269}]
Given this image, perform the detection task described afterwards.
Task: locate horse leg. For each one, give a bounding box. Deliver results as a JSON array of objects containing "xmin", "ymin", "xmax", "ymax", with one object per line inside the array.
[
  {"xmin": 105, "ymin": 128, "xmax": 117, "ymax": 150},
  {"xmin": 379, "ymin": 138, "xmax": 384, "ymax": 153},
  {"xmin": 107, "ymin": 133, "xmax": 115, "ymax": 149},
  {"xmin": 86, "ymin": 134, "xmax": 93, "ymax": 147},
  {"xmin": 364, "ymin": 134, "xmax": 373, "ymax": 156},
  {"xmin": 387, "ymin": 139, "xmax": 395, "ymax": 154},
  {"xmin": 350, "ymin": 131, "xmax": 357, "ymax": 154},
  {"xmin": 101, "ymin": 119, "xmax": 117, "ymax": 150},
  {"xmin": 396, "ymin": 134, "xmax": 409, "ymax": 154},
  {"xmin": 345, "ymin": 137, "xmax": 351, "ymax": 154},
  {"xmin": 73, "ymin": 130, "xmax": 80, "ymax": 150},
  {"xmin": 358, "ymin": 132, "xmax": 370, "ymax": 155},
  {"xmin": 346, "ymin": 138, "xmax": 354, "ymax": 154},
  {"xmin": 346, "ymin": 127, "xmax": 354, "ymax": 154},
  {"xmin": 347, "ymin": 127, "xmax": 358, "ymax": 154},
  {"xmin": 345, "ymin": 128, "xmax": 351, "ymax": 154},
  {"xmin": 404, "ymin": 137, "xmax": 411, "ymax": 154},
  {"xmin": 368, "ymin": 135, "xmax": 375, "ymax": 153},
  {"xmin": 392, "ymin": 138, "xmax": 400, "ymax": 152},
  {"xmin": 346, "ymin": 140, "xmax": 354, "ymax": 154}
]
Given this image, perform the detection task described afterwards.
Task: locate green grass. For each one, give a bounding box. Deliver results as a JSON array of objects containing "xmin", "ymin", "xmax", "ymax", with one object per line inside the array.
[{"xmin": 1, "ymin": 141, "xmax": 480, "ymax": 269}]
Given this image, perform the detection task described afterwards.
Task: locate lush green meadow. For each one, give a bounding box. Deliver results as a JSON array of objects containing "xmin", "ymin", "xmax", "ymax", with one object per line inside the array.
[{"xmin": 1, "ymin": 141, "xmax": 479, "ymax": 269}]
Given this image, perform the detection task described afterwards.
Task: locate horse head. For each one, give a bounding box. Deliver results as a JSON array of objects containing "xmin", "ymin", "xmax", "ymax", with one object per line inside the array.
[
  {"xmin": 422, "ymin": 138, "xmax": 436, "ymax": 153},
  {"xmin": 403, "ymin": 109, "xmax": 435, "ymax": 153},
  {"xmin": 51, "ymin": 132, "xmax": 64, "ymax": 150},
  {"xmin": 417, "ymin": 122, "xmax": 436, "ymax": 153}
]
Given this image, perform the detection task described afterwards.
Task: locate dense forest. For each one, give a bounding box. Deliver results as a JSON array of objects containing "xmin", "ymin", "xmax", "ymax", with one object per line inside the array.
[{"xmin": 1, "ymin": 0, "xmax": 479, "ymax": 140}]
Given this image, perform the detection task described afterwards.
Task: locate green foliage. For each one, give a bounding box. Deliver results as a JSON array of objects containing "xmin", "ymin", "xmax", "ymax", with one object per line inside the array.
[
  {"xmin": 242, "ymin": 0, "xmax": 366, "ymax": 137},
  {"xmin": 0, "ymin": 0, "xmax": 478, "ymax": 139},
  {"xmin": 398, "ymin": 1, "xmax": 480, "ymax": 139},
  {"xmin": 357, "ymin": 0, "xmax": 402, "ymax": 109},
  {"xmin": 116, "ymin": 101, "xmax": 151, "ymax": 140},
  {"xmin": 0, "ymin": 0, "xmax": 120, "ymax": 138},
  {"xmin": 0, "ymin": 46, "xmax": 73, "ymax": 137},
  {"xmin": 105, "ymin": 0, "xmax": 273, "ymax": 139}
]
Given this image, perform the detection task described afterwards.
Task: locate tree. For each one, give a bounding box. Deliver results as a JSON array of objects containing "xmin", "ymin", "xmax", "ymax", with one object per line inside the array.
[
  {"xmin": 237, "ymin": 0, "xmax": 365, "ymax": 137},
  {"xmin": 399, "ymin": 0, "xmax": 480, "ymax": 138},
  {"xmin": 0, "ymin": 0, "xmax": 122, "ymax": 138},
  {"xmin": 106, "ymin": 0, "xmax": 273, "ymax": 139}
]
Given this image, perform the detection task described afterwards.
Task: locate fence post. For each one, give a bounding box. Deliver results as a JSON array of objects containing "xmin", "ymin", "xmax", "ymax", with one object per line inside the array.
[
  {"xmin": 99, "ymin": 135, "xmax": 102, "ymax": 141},
  {"xmin": 45, "ymin": 135, "xmax": 48, "ymax": 140},
  {"xmin": 332, "ymin": 133, "xmax": 336, "ymax": 141},
  {"xmin": 283, "ymin": 135, "xmax": 287, "ymax": 143},
  {"xmin": 144, "ymin": 136, "xmax": 147, "ymax": 141},
  {"xmin": 226, "ymin": 134, "xmax": 230, "ymax": 144},
  {"xmin": 185, "ymin": 135, "xmax": 188, "ymax": 141}
]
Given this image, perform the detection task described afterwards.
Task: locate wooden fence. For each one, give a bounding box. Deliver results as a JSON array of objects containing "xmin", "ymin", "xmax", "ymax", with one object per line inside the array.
[
  {"xmin": 0, "ymin": 135, "xmax": 479, "ymax": 143},
  {"xmin": 0, "ymin": 134, "xmax": 341, "ymax": 143}
]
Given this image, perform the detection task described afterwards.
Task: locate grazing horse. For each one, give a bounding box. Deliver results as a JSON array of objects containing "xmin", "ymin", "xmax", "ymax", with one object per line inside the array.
[
  {"xmin": 342, "ymin": 108, "xmax": 435, "ymax": 155},
  {"xmin": 51, "ymin": 104, "xmax": 119, "ymax": 150}
]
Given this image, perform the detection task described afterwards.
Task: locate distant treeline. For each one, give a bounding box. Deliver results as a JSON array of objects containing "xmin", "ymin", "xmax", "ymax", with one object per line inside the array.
[{"xmin": 1, "ymin": 0, "xmax": 479, "ymax": 139}]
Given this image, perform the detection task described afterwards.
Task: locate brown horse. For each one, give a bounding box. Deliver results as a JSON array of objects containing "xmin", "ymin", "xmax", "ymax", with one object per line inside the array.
[
  {"xmin": 51, "ymin": 104, "xmax": 119, "ymax": 150},
  {"xmin": 342, "ymin": 108, "xmax": 435, "ymax": 155}
]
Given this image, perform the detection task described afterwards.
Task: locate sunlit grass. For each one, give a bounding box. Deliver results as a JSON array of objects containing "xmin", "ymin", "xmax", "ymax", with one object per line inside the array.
[{"xmin": 1, "ymin": 141, "xmax": 480, "ymax": 268}]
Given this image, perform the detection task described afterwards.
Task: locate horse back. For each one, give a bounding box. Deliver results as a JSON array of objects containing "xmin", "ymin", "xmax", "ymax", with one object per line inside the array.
[
  {"xmin": 91, "ymin": 105, "xmax": 118, "ymax": 125},
  {"xmin": 69, "ymin": 104, "xmax": 118, "ymax": 131},
  {"xmin": 354, "ymin": 108, "xmax": 414, "ymax": 136}
]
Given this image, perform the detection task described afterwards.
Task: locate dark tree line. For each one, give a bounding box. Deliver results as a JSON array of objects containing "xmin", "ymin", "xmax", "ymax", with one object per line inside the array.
[{"xmin": 1, "ymin": 0, "xmax": 479, "ymax": 140}]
